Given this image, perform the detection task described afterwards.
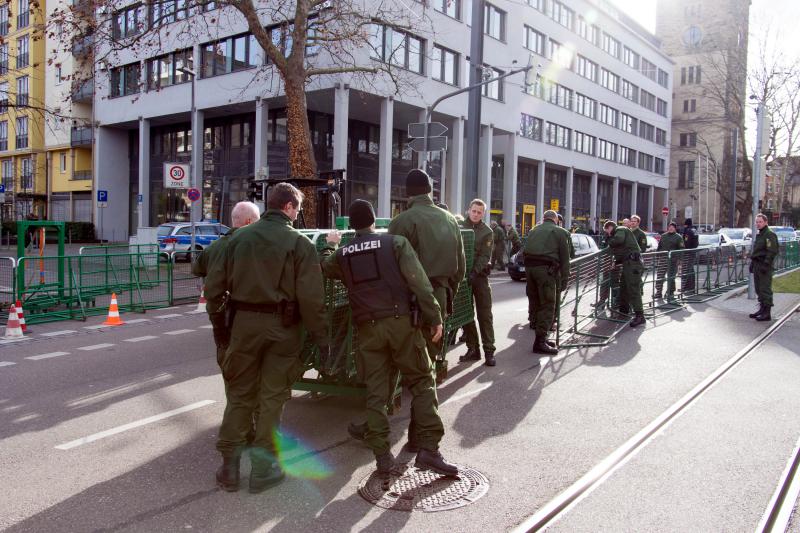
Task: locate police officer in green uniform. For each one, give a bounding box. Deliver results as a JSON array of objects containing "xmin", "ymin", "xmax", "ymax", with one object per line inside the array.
[
  {"xmin": 506, "ymin": 223, "xmax": 522, "ymax": 256},
  {"xmin": 604, "ymin": 220, "xmax": 646, "ymax": 327},
  {"xmin": 207, "ymin": 183, "xmax": 328, "ymax": 493},
  {"xmin": 524, "ymin": 210, "xmax": 571, "ymax": 357},
  {"xmin": 655, "ymin": 222, "xmax": 684, "ymax": 300},
  {"xmin": 460, "ymin": 199, "xmax": 497, "ymax": 366},
  {"xmin": 491, "ymin": 221, "xmax": 506, "ymax": 270},
  {"xmin": 630, "ymin": 215, "xmax": 648, "ymax": 252},
  {"xmin": 749, "ymin": 213, "xmax": 780, "ymax": 321},
  {"xmin": 321, "ymin": 200, "xmax": 458, "ymax": 477}
]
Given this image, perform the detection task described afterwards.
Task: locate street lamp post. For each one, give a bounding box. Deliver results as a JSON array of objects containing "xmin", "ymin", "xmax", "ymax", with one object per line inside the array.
[{"xmin": 178, "ymin": 67, "xmax": 197, "ymax": 257}]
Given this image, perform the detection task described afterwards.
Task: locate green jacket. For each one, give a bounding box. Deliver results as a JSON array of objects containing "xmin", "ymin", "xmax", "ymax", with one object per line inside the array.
[
  {"xmin": 632, "ymin": 227, "xmax": 648, "ymax": 253},
  {"xmin": 320, "ymin": 230, "xmax": 442, "ymax": 326},
  {"xmin": 388, "ymin": 194, "xmax": 466, "ymax": 293},
  {"xmin": 507, "ymin": 227, "xmax": 522, "ymax": 251},
  {"xmin": 206, "ymin": 209, "xmax": 327, "ymax": 343},
  {"xmin": 607, "ymin": 226, "xmax": 642, "ymax": 261},
  {"xmin": 492, "ymin": 225, "xmax": 505, "ymax": 245},
  {"xmin": 522, "ymin": 219, "xmax": 571, "ymax": 284},
  {"xmin": 461, "ymin": 217, "xmax": 494, "ymax": 275},
  {"xmin": 192, "ymin": 227, "xmax": 236, "ymax": 314},
  {"xmin": 658, "ymin": 232, "xmax": 684, "ymax": 252},
  {"xmin": 751, "ymin": 226, "xmax": 779, "ymax": 267}
]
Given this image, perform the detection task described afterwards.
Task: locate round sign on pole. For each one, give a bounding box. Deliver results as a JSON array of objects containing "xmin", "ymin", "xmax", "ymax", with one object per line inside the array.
[
  {"xmin": 170, "ymin": 166, "xmax": 186, "ymax": 181},
  {"xmin": 662, "ymin": 207, "xmax": 669, "ymax": 216},
  {"xmin": 187, "ymin": 187, "xmax": 201, "ymax": 202}
]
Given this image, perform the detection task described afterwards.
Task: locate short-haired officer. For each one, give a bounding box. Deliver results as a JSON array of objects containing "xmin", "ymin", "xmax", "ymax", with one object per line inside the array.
[
  {"xmin": 604, "ymin": 220, "xmax": 646, "ymax": 327},
  {"xmin": 655, "ymin": 222, "xmax": 684, "ymax": 300},
  {"xmin": 749, "ymin": 213, "xmax": 779, "ymax": 321},
  {"xmin": 460, "ymin": 199, "xmax": 497, "ymax": 366},
  {"xmin": 322, "ymin": 200, "xmax": 458, "ymax": 478},
  {"xmin": 682, "ymin": 218, "xmax": 699, "ymax": 293},
  {"xmin": 524, "ymin": 210, "xmax": 571, "ymax": 356},
  {"xmin": 207, "ymin": 183, "xmax": 328, "ymax": 493},
  {"xmin": 629, "ymin": 215, "xmax": 648, "ymax": 252}
]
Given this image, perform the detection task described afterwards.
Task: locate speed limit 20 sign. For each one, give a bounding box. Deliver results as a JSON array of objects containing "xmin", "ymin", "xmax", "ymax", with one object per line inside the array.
[{"xmin": 164, "ymin": 163, "xmax": 190, "ymax": 189}]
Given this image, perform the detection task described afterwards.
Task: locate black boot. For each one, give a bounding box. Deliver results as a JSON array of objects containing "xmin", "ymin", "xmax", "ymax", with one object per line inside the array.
[
  {"xmin": 249, "ymin": 450, "xmax": 285, "ymax": 494},
  {"xmin": 215, "ymin": 456, "xmax": 240, "ymax": 492},
  {"xmin": 459, "ymin": 347, "xmax": 481, "ymax": 362},
  {"xmin": 749, "ymin": 305, "xmax": 765, "ymax": 319},
  {"xmin": 532, "ymin": 335, "xmax": 558, "ymax": 355},
  {"xmin": 347, "ymin": 421, "xmax": 367, "ymax": 441},
  {"xmin": 755, "ymin": 306, "xmax": 772, "ymax": 321},
  {"xmin": 617, "ymin": 305, "xmax": 631, "ymax": 315},
  {"xmin": 415, "ymin": 449, "xmax": 459, "ymax": 477},
  {"xmin": 484, "ymin": 350, "xmax": 496, "ymax": 367},
  {"xmin": 376, "ymin": 451, "xmax": 395, "ymax": 477},
  {"xmin": 630, "ymin": 314, "xmax": 646, "ymax": 327}
]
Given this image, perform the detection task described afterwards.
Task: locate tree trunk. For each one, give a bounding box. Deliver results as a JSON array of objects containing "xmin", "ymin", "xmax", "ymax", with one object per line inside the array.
[{"xmin": 284, "ymin": 73, "xmax": 319, "ymax": 227}]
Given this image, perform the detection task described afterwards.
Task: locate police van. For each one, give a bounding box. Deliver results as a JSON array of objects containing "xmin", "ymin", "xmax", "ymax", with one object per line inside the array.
[{"xmin": 157, "ymin": 222, "xmax": 230, "ymax": 260}]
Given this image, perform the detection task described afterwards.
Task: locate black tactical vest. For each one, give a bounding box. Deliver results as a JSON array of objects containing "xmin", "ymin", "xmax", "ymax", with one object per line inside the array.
[{"xmin": 336, "ymin": 233, "xmax": 412, "ymax": 324}]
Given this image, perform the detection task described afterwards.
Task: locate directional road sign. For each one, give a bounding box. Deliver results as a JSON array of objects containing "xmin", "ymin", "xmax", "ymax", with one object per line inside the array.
[
  {"xmin": 408, "ymin": 122, "xmax": 448, "ymax": 138},
  {"xmin": 97, "ymin": 189, "xmax": 108, "ymax": 208},
  {"xmin": 409, "ymin": 136, "xmax": 447, "ymax": 153}
]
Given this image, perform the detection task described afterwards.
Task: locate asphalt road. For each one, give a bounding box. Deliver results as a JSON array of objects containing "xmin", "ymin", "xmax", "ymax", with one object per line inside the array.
[{"xmin": 1, "ymin": 273, "xmax": 799, "ymax": 532}]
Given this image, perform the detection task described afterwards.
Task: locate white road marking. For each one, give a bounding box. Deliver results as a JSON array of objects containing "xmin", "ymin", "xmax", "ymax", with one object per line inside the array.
[
  {"xmin": 0, "ymin": 361, "xmax": 16, "ymax": 367},
  {"xmin": 124, "ymin": 336, "xmax": 158, "ymax": 343},
  {"xmin": 161, "ymin": 306, "xmax": 180, "ymax": 311},
  {"xmin": 39, "ymin": 330, "xmax": 77, "ymax": 337},
  {"xmin": 154, "ymin": 314, "xmax": 183, "ymax": 319},
  {"xmin": 185, "ymin": 309, "xmax": 206, "ymax": 315},
  {"xmin": 77, "ymin": 343, "xmax": 115, "ymax": 351},
  {"xmin": 0, "ymin": 337, "xmax": 30, "ymax": 345},
  {"xmin": 125, "ymin": 319, "xmax": 150, "ymax": 324},
  {"xmin": 26, "ymin": 351, "xmax": 70, "ymax": 361},
  {"xmin": 83, "ymin": 324, "xmax": 111, "ymax": 330},
  {"xmin": 55, "ymin": 400, "xmax": 216, "ymax": 450},
  {"xmin": 198, "ymin": 325, "xmax": 213, "ymax": 329},
  {"xmin": 164, "ymin": 329, "xmax": 194, "ymax": 336}
]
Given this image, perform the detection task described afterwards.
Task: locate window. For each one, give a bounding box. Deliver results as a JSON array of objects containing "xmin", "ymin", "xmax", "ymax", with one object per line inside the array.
[
  {"xmin": 622, "ymin": 47, "xmax": 640, "ymax": 70},
  {"xmin": 147, "ymin": 48, "xmax": 193, "ymax": 90},
  {"xmin": 620, "ymin": 113, "xmax": 637, "ymax": 134},
  {"xmin": 150, "ymin": 0, "xmax": 190, "ymax": 28},
  {"xmin": 549, "ymin": 39, "xmax": 573, "ymax": 69},
  {"xmin": 641, "ymin": 58, "xmax": 657, "ymax": 81},
  {"xmin": 370, "ymin": 25, "xmax": 425, "ymax": 74},
  {"xmin": 113, "ymin": 3, "xmax": 144, "ymax": 39},
  {"xmin": 1, "ymin": 159, "xmax": 11, "ymax": 190},
  {"xmin": 658, "ymin": 68, "xmax": 669, "ymax": 88},
  {"xmin": 0, "ymin": 121, "xmax": 6, "ymax": 151},
  {"xmin": 20, "ymin": 158, "xmax": 32, "ymax": 189},
  {"xmin": 16, "ymin": 35, "xmax": 29, "ymax": 69},
  {"xmin": 0, "ymin": 44, "xmax": 7, "ymax": 75},
  {"xmin": 550, "ymin": 0, "xmax": 574, "ymax": 29},
  {"xmin": 640, "ymin": 90, "xmax": 656, "ymax": 111},
  {"xmin": 657, "ymin": 98, "xmax": 668, "ymax": 117},
  {"xmin": 201, "ymin": 33, "xmax": 259, "ymax": 77},
  {"xmin": 523, "ymin": 25, "xmax": 545, "ymax": 55},
  {"xmin": 638, "ymin": 152, "xmax": 654, "ymax": 171},
  {"xmin": 598, "ymin": 139, "xmax": 617, "ymax": 161},
  {"xmin": 656, "ymin": 128, "xmax": 667, "ymax": 146},
  {"xmin": 484, "ymin": 3, "xmax": 505, "ymax": 41},
  {"xmin": 599, "ymin": 104, "xmax": 618, "ymax": 127},
  {"xmin": 527, "ymin": 0, "xmax": 545, "ymax": 12},
  {"xmin": 600, "ymin": 68, "xmax": 619, "ymax": 92},
  {"xmin": 619, "ymin": 146, "xmax": 637, "ymax": 167},
  {"xmin": 520, "ymin": 113, "xmax": 542, "ymax": 141},
  {"xmin": 0, "ymin": 5, "xmax": 8, "ymax": 36},
  {"xmin": 0, "ymin": 82, "xmax": 7, "ymax": 113},
  {"xmin": 639, "ymin": 121, "xmax": 655, "ymax": 141},
  {"xmin": 575, "ymin": 55, "xmax": 597, "ymax": 82},
  {"xmin": 678, "ymin": 161, "xmax": 695, "ymax": 188},
  {"xmin": 602, "ymin": 32, "xmax": 620, "ymax": 58},
  {"xmin": 110, "ymin": 62, "xmax": 141, "ymax": 97},
  {"xmin": 548, "ymin": 82, "xmax": 572, "ymax": 110},
  {"xmin": 679, "ymin": 132, "xmax": 697, "ymax": 147},
  {"xmin": 621, "ymin": 79, "xmax": 639, "ymax": 103},
  {"xmin": 482, "ymin": 66, "xmax": 503, "ymax": 100},
  {"xmin": 682, "ymin": 65, "xmax": 702, "ymax": 85},
  {"xmin": 545, "ymin": 122, "xmax": 571, "ymax": 149},
  {"xmin": 16, "ymin": 76, "xmax": 28, "ymax": 107},
  {"xmin": 683, "ymin": 99, "xmax": 697, "ymax": 113},
  {"xmin": 15, "ymin": 116, "xmax": 28, "ymax": 149},
  {"xmin": 17, "ymin": 0, "xmax": 29, "ymax": 29},
  {"xmin": 431, "ymin": 45, "xmax": 458, "ymax": 85},
  {"xmin": 434, "ymin": 0, "xmax": 460, "ymax": 19},
  {"xmin": 574, "ymin": 93, "xmax": 596, "ymax": 119},
  {"xmin": 578, "ymin": 16, "xmax": 600, "ymax": 44},
  {"xmin": 655, "ymin": 158, "xmax": 666, "ymax": 175},
  {"xmin": 574, "ymin": 131, "xmax": 595, "ymax": 155}
]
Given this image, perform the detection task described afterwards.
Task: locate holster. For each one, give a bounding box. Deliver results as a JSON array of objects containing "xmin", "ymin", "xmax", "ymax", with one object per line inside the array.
[
  {"xmin": 280, "ymin": 300, "xmax": 301, "ymax": 327},
  {"xmin": 224, "ymin": 305, "xmax": 237, "ymax": 331},
  {"xmin": 445, "ymin": 287, "xmax": 454, "ymax": 316},
  {"xmin": 209, "ymin": 312, "xmax": 230, "ymax": 349},
  {"xmin": 410, "ymin": 295, "xmax": 420, "ymax": 328}
]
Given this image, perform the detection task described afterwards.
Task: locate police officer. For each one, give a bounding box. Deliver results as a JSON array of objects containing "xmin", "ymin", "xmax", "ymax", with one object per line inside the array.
[
  {"xmin": 506, "ymin": 222, "xmax": 522, "ymax": 256},
  {"xmin": 604, "ymin": 220, "xmax": 646, "ymax": 327},
  {"xmin": 524, "ymin": 210, "xmax": 571, "ymax": 357},
  {"xmin": 321, "ymin": 200, "xmax": 458, "ymax": 478},
  {"xmin": 207, "ymin": 183, "xmax": 328, "ymax": 494},
  {"xmin": 655, "ymin": 222, "xmax": 684, "ymax": 300},
  {"xmin": 749, "ymin": 213, "xmax": 780, "ymax": 321},
  {"xmin": 491, "ymin": 221, "xmax": 506, "ymax": 270},
  {"xmin": 460, "ymin": 199, "xmax": 497, "ymax": 366},
  {"xmin": 630, "ymin": 215, "xmax": 648, "ymax": 252},
  {"xmin": 682, "ymin": 218, "xmax": 699, "ymax": 292}
]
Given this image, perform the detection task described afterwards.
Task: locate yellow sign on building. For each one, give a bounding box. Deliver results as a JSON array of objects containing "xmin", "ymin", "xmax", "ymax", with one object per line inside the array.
[{"xmin": 550, "ymin": 199, "xmax": 560, "ymax": 212}]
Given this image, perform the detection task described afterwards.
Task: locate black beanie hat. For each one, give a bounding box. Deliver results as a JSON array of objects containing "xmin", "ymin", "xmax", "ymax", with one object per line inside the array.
[
  {"xmin": 684, "ymin": 218, "xmax": 693, "ymax": 226},
  {"xmin": 348, "ymin": 199, "xmax": 376, "ymax": 230},
  {"xmin": 406, "ymin": 169, "xmax": 433, "ymax": 197}
]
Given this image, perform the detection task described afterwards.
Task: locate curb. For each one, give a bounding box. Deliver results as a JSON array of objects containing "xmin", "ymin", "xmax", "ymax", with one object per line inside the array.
[{"xmin": 719, "ymin": 267, "xmax": 800, "ymax": 302}]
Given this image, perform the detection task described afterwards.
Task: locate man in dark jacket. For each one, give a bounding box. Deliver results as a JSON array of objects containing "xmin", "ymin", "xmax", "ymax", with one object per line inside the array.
[
  {"xmin": 749, "ymin": 213, "xmax": 780, "ymax": 321},
  {"xmin": 682, "ymin": 218, "xmax": 699, "ymax": 293},
  {"xmin": 655, "ymin": 222, "xmax": 684, "ymax": 299}
]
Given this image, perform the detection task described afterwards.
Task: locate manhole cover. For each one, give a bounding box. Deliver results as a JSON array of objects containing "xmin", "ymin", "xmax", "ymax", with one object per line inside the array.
[{"xmin": 357, "ymin": 464, "xmax": 489, "ymax": 512}]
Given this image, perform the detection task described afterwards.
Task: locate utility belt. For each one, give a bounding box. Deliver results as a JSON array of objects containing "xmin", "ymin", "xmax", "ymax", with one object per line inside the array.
[
  {"xmin": 228, "ymin": 299, "xmax": 300, "ymax": 328},
  {"xmin": 356, "ymin": 309, "xmax": 411, "ymax": 326},
  {"xmin": 615, "ymin": 252, "xmax": 642, "ymax": 265},
  {"xmin": 524, "ymin": 255, "xmax": 560, "ymax": 275}
]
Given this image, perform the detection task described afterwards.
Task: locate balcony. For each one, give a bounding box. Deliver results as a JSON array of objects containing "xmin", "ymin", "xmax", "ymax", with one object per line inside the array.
[
  {"xmin": 72, "ymin": 170, "xmax": 92, "ymax": 181},
  {"xmin": 70, "ymin": 126, "xmax": 92, "ymax": 147},
  {"xmin": 71, "ymin": 78, "xmax": 93, "ymax": 103},
  {"xmin": 71, "ymin": 34, "xmax": 94, "ymax": 58}
]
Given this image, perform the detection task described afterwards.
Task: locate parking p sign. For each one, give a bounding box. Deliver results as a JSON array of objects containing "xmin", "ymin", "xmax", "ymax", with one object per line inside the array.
[{"xmin": 164, "ymin": 163, "xmax": 190, "ymax": 189}]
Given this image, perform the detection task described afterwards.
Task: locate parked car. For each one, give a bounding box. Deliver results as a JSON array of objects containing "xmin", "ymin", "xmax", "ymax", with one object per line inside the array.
[
  {"xmin": 718, "ymin": 227, "xmax": 752, "ymax": 245},
  {"xmin": 507, "ymin": 233, "xmax": 599, "ymax": 281},
  {"xmin": 644, "ymin": 233, "xmax": 659, "ymax": 252},
  {"xmin": 771, "ymin": 226, "xmax": 798, "ymax": 243},
  {"xmin": 795, "ymin": 230, "xmax": 800, "ymax": 240},
  {"xmin": 696, "ymin": 232, "xmax": 741, "ymax": 263},
  {"xmin": 157, "ymin": 222, "xmax": 230, "ymax": 260}
]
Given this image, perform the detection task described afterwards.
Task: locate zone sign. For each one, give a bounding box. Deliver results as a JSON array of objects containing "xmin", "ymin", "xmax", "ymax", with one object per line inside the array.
[{"xmin": 164, "ymin": 163, "xmax": 190, "ymax": 189}]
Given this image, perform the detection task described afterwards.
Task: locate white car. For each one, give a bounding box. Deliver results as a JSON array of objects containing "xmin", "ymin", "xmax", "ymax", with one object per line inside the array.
[{"xmin": 718, "ymin": 227, "xmax": 751, "ymax": 245}]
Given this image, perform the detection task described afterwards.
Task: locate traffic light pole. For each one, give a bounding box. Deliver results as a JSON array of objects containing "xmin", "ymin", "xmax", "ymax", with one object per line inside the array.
[{"xmin": 748, "ymin": 103, "xmax": 765, "ymax": 300}]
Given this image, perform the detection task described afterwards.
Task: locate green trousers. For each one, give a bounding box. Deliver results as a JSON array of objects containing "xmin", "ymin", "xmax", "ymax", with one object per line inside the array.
[
  {"xmin": 526, "ymin": 266, "xmax": 557, "ymax": 337},
  {"xmin": 619, "ymin": 260, "xmax": 644, "ymax": 314},
  {"xmin": 754, "ymin": 263, "xmax": 774, "ymax": 306},
  {"xmin": 358, "ymin": 316, "xmax": 444, "ymax": 456},
  {"xmin": 464, "ymin": 275, "xmax": 495, "ymax": 353},
  {"xmin": 492, "ymin": 243, "xmax": 506, "ymax": 268},
  {"xmin": 655, "ymin": 258, "xmax": 679, "ymax": 296},
  {"xmin": 216, "ymin": 311, "xmax": 303, "ymax": 458}
]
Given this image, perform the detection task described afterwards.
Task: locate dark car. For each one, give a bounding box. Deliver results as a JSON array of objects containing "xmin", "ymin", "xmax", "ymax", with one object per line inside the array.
[{"xmin": 507, "ymin": 234, "xmax": 599, "ymax": 281}]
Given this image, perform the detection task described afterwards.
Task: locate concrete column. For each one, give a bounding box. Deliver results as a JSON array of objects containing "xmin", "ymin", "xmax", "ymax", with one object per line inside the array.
[
  {"xmin": 138, "ymin": 117, "xmax": 150, "ymax": 228},
  {"xmin": 590, "ymin": 171, "xmax": 598, "ymax": 231},
  {"xmin": 536, "ymin": 161, "xmax": 546, "ymax": 222},
  {"xmin": 502, "ymin": 133, "xmax": 518, "ymax": 227},
  {"xmin": 438, "ymin": 150, "xmax": 447, "ymax": 205},
  {"xmin": 93, "ymin": 126, "xmax": 130, "ymax": 241},
  {"xmin": 611, "ymin": 176, "xmax": 620, "ymax": 223},
  {"xmin": 333, "ymin": 84, "xmax": 349, "ymax": 172},
  {"xmin": 631, "ymin": 180, "xmax": 638, "ymax": 218},
  {"xmin": 478, "ymin": 124, "xmax": 493, "ymax": 222},
  {"xmin": 254, "ymin": 97, "xmax": 269, "ymax": 173},
  {"xmin": 190, "ymin": 108, "xmax": 204, "ymax": 222},
  {"xmin": 647, "ymin": 185, "xmax": 655, "ymax": 231},
  {"xmin": 377, "ymin": 96, "xmax": 393, "ymax": 218},
  {"xmin": 565, "ymin": 166, "xmax": 574, "ymax": 228},
  {"xmin": 448, "ymin": 116, "xmax": 465, "ymax": 213}
]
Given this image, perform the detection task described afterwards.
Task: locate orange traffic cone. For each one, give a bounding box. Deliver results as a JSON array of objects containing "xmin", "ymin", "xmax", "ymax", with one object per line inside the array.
[
  {"xmin": 4, "ymin": 305, "xmax": 23, "ymax": 339},
  {"xmin": 102, "ymin": 293, "xmax": 125, "ymax": 326},
  {"xmin": 15, "ymin": 300, "xmax": 27, "ymax": 333},
  {"xmin": 195, "ymin": 286, "xmax": 207, "ymax": 313}
]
